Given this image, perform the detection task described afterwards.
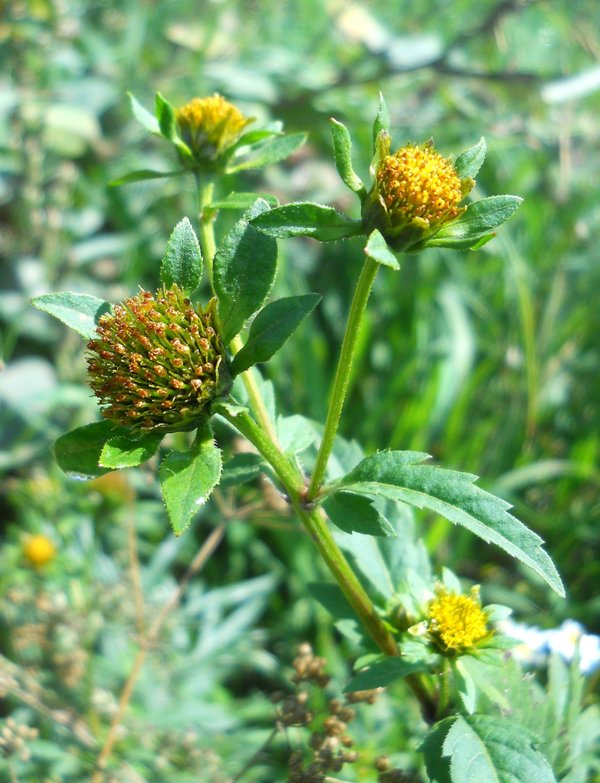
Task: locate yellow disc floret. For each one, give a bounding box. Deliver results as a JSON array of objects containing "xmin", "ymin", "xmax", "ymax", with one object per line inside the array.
[
  {"xmin": 427, "ymin": 586, "xmax": 489, "ymax": 652},
  {"xmin": 176, "ymin": 94, "xmax": 253, "ymax": 164},
  {"xmin": 377, "ymin": 143, "xmax": 464, "ymax": 228},
  {"xmin": 23, "ymin": 534, "xmax": 56, "ymax": 568}
]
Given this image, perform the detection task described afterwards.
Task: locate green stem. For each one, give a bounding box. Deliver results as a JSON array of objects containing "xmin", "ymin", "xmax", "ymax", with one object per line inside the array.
[
  {"xmin": 307, "ymin": 255, "xmax": 379, "ymax": 501},
  {"xmin": 219, "ymin": 406, "xmax": 399, "ymax": 657},
  {"xmin": 195, "ymin": 177, "xmax": 279, "ymax": 443}
]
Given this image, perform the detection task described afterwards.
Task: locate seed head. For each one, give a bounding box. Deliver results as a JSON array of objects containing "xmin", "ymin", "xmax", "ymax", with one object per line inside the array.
[
  {"xmin": 176, "ymin": 94, "xmax": 253, "ymax": 167},
  {"xmin": 363, "ymin": 140, "xmax": 473, "ymax": 251},
  {"xmin": 427, "ymin": 586, "xmax": 489, "ymax": 652},
  {"xmin": 87, "ymin": 284, "xmax": 231, "ymax": 432}
]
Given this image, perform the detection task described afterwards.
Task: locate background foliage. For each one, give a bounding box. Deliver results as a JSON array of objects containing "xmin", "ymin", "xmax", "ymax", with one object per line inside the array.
[{"xmin": 1, "ymin": 0, "xmax": 599, "ymax": 780}]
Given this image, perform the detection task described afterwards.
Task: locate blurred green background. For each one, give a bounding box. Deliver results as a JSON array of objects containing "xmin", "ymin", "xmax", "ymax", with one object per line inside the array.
[{"xmin": 1, "ymin": 0, "xmax": 599, "ymax": 779}]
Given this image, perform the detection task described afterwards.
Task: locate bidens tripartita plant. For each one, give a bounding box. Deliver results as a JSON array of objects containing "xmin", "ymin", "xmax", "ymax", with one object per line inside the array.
[{"xmin": 33, "ymin": 92, "xmax": 565, "ymax": 782}]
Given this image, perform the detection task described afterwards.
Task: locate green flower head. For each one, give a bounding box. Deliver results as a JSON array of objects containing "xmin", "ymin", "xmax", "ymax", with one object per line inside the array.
[{"xmin": 87, "ymin": 284, "xmax": 231, "ymax": 432}]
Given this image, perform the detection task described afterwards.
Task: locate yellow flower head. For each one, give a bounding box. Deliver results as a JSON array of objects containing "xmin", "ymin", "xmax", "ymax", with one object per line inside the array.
[
  {"xmin": 23, "ymin": 534, "xmax": 56, "ymax": 568},
  {"xmin": 362, "ymin": 140, "xmax": 474, "ymax": 251},
  {"xmin": 176, "ymin": 94, "xmax": 253, "ymax": 163},
  {"xmin": 427, "ymin": 586, "xmax": 489, "ymax": 653},
  {"xmin": 87, "ymin": 284, "xmax": 231, "ymax": 432}
]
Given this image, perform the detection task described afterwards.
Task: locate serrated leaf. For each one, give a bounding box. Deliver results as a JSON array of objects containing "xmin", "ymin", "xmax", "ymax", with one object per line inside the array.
[
  {"xmin": 209, "ymin": 192, "xmax": 278, "ymax": 210},
  {"xmin": 307, "ymin": 582, "xmax": 355, "ymax": 622},
  {"xmin": 454, "ymin": 137, "xmax": 486, "ymax": 179},
  {"xmin": 227, "ymin": 132, "xmax": 306, "ymax": 172},
  {"xmin": 159, "ymin": 425, "xmax": 222, "ymax": 535},
  {"xmin": 127, "ymin": 92, "xmax": 160, "ymax": 134},
  {"xmin": 155, "ymin": 92, "xmax": 177, "ymax": 142},
  {"xmin": 345, "ymin": 657, "xmax": 430, "ymax": 692},
  {"xmin": 99, "ymin": 431, "xmax": 163, "ymax": 469},
  {"xmin": 251, "ymin": 202, "xmax": 364, "ymax": 241},
  {"xmin": 231, "ymin": 294, "xmax": 320, "ymax": 375},
  {"xmin": 109, "ymin": 168, "xmax": 186, "ymax": 186},
  {"xmin": 160, "ymin": 217, "xmax": 202, "ymax": 293},
  {"xmin": 373, "ymin": 92, "xmax": 390, "ymax": 147},
  {"xmin": 330, "ymin": 451, "xmax": 564, "ymax": 596},
  {"xmin": 364, "ymin": 229, "xmax": 400, "ymax": 269},
  {"xmin": 52, "ymin": 420, "xmax": 126, "ymax": 479},
  {"xmin": 433, "ymin": 196, "xmax": 523, "ymax": 241},
  {"xmin": 452, "ymin": 659, "xmax": 477, "ymax": 714},
  {"xmin": 330, "ymin": 118, "xmax": 365, "ymax": 196},
  {"xmin": 213, "ymin": 199, "xmax": 278, "ymax": 342},
  {"xmin": 32, "ymin": 292, "xmax": 113, "ymax": 339},
  {"xmin": 323, "ymin": 491, "xmax": 394, "ymax": 537},
  {"xmin": 442, "ymin": 715, "xmax": 556, "ymax": 783}
]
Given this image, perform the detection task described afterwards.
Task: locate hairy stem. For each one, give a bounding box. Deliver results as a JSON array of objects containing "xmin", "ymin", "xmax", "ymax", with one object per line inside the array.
[
  {"xmin": 307, "ymin": 256, "xmax": 379, "ymax": 501},
  {"xmin": 218, "ymin": 406, "xmax": 398, "ymax": 657}
]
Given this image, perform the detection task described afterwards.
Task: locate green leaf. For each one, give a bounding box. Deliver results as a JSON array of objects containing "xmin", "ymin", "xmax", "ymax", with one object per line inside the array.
[
  {"xmin": 345, "ymin": 657, "xmax": 430, "ymax": 692},
  {"xmin": 364, "ymin": 229, "xmax": 400, "ymax": 269},
  {"xmin": 160, "ymin": 217, "xmax": 203, "ymax": 293},
  {"xmin": 109, "ymin": 168, "xmax": 186, "ymax": 186},
  {"xmin": 330, "ymin": 118, "xmax": 365, "ymax": 196},
  {"xmin": 426, "ymin": 233, "xmax": 496, "ymax": 251},
  {"xmin": 323, "ymin": 491, "xmax": 394, "ymax": 537},
  {"xmin": 32, "ymin": 292, "xmax": 113, "ymax": 339},
  {"xmin": 99, "ymin": 431, "xmax": 163, "ymax": 469},
  {"xmin": 251, "ymin": 202, "xmax": 364, "ymax": 241},
  {"xmin": 307, "ymin": 582, "xmax": 355, "ymax": 622},
  {"xmin": 213, "ymin": 199, "xmax": 278, "ymax": 342},
  {"xmin": 220, "ymin": 453, "xmax": 265, "ymax": 487},
  {"xmin": 159, "ymin": 424, "xmax": 222, "ymax": 536},
  {"xmin": 424, "ymin": 714, "xmax": 557, "ymax": 783},
  {"xmin": 230, "ymin": 128, "xmax": 281, "ymax": 149},
  {"xmin": 331, "ymin": 451, "xmax": 564, "ymax": 596},
  {"xmin": 373, "ymin": 92, "xmax": 390, "ymax": 147},
  {"xmin": 433, "ymin": 196, "xmax": 523, "ymax": 241},
  {"xmin": 155, "ymin": 92, "xmax": 177, "ymax": 142},
  {"xmin": 231, "ymin": 294, "xmax": 320, "ymax": 375},
  {"xmin": 454, "ymin": 137, "xmax": 486, "ymax": 179},
  {"xmin": 209, "ymin": 192, "xmax": 278, "ymax": 210},
  {"xmin": 127, "ymin": 91, "xmax": 160, "ymax": 134},
  {"xmin": 227, "ymin": 132, "xmax": 306, "ymax": 172},
  {"xmin": 52, "ymin": 420, "xmax": 126, "ymax": 479}
]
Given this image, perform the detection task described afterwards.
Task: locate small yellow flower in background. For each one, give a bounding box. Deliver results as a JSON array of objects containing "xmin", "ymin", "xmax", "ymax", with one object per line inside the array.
[
  {"xmin": 427, "ymin": 585, "xmax": 489, "ymax": 653},
  {"xmin": 176, "ymin": 94, "xmax": 253, "ymax": 164},
  {"xmin": 23, "ymin": 534, "xmax": 56, "ymax": 568},
  {"xmin": 87, "ymin": 284, "xmax": 231, "ymax": 432},
  {"xmin": 362, "ymin": 139, "xmax": 474, "ymax": 252}
]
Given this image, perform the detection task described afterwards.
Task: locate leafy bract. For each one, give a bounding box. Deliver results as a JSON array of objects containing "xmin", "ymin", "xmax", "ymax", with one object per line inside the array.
[
  {"xmin": 127, "ymin": 91, "xmax": 160, "ymax": 134},
  {"xmin": 159, "ymin": 425, "xmax": 222, "ymax": 536},
  {"xmin": 32, "ymin": 292, "xmax": 113, "ymax": 339},
  {"xmin": 328, "ymin": 450, "xmax": 564, "ymax": 596},
  {"xmin": 423, "ymin": 714, "xmax": 557, "ymax": 783},
  {"xmin": 251, "ymin": 202, "xmax": 364, "ymax": 241},
  {"xmin": 454, "ymin": 137, "xmax": 486, "ymax": 179},
  {"xmin": 364, "ymin": 229, "xmax": 400, "ymax": 269},
  {"xmin": 431, "ymin": 196, "xmax": 523, "ymax": 243},
  {"xmin": 231, "ymin": 294, "xmax": 321, "ymax": 375},
  {"xmin": 213, "ymin": 199, "xmax": 278, "ymax": 342},
  {"xmin": 323, "ymin": 491, "xmax": 394, "ymax": 537},
  {"xmin": 100, "ymin": 431, "xmax": 163, "ymax": 469},
  {"xmin": 372, "ymin": 92, "xmax": 390, "ymax": 148},
  {"xmin": 52, "ymin": 420, "xmax": 126, "ymax": 479},
  {"xmin": 227, "ymin": 132, "xmax": 306, "ymax": 172},
  {"xmin": 345, "ymin": 657, "xmax": 431, "ymax": 692},
  {"xmin": 160, "ymin": 217, "xmax": 203, "ymax": 294},
  {"xmin": 330, "ymin": 118, "xmax": 365, "ymax": 196}
]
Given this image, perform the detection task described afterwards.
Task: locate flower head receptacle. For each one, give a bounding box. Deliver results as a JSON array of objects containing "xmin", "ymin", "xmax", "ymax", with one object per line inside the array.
[
  {"xmin": 176, "ymin": 94, "xmax": 253, "ymax": 171},
  {"xmin": 362, "ymin": 138, "xmax": 474, "ymax": 252},
  {"xmin": 427, "ymin": 585, "xmax": 490, "ymax": 654},
  {"xmin": 87, "ymin": 284, "xmax": 231, "ymax": 432}
]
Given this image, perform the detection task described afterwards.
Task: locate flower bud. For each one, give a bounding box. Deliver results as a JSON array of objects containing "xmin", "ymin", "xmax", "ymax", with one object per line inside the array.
[
  {"xmin": 175, "ymin": 94, "xmax": 253, "ymax": 169},
  {"xmin": 87, "ymin": 284, "xmax": 231, "ymax": 432},
  {"xmin": 362, "ymin": 139, "xmax": 474, "ymax": 252}
]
